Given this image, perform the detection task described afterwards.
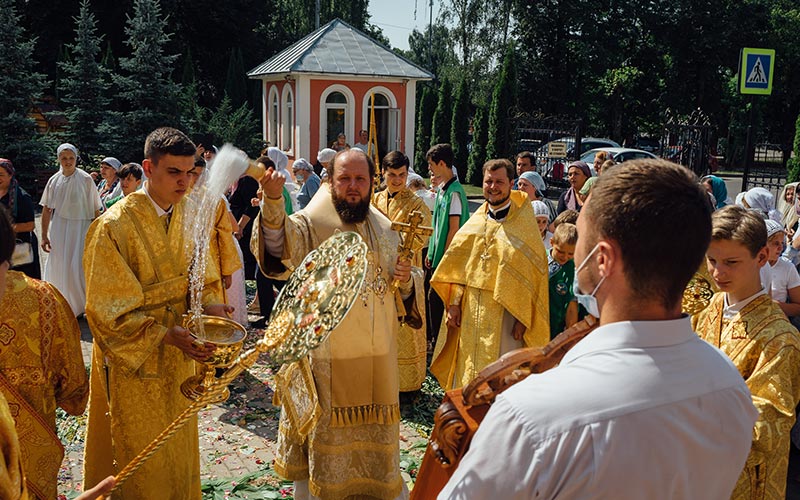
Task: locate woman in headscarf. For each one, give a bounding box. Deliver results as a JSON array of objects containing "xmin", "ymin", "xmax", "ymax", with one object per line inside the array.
[
  {"xmin": 266, "ymin": 147, "xmax": 299, "ymax": 213},
  {"xmin": 40, "ymin": 144, "xmax": 102, "ymax": 316},
  {"xmin": 556, "ymin": 161, "xmax": 592, "ymax": 214},
  {"xmin": 701, "ymin": 175, "xmax": 732, "ymax": 209},
  {"xmin": 743, "ymin": 187, "xmax": 782, "ymax": 224},
  {"xmin": 777, "ymin": 182, "xmax": 799, "ymax": 233},
  {"xmin": 517, "ymin": 171, "xmax": 557, "ymax": 223},
  {"xmin": 0, "ymin": 159, "xmax": 41, "ymax": 279},
  {"xmin": 96, "ymin": 156, "xmax": 122, "ymax": 208}
]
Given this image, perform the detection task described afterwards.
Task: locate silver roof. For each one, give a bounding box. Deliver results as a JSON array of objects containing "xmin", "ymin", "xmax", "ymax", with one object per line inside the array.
[{"xmin": 248, "ymin": 18, "xmax": 434, "ymax": 80}]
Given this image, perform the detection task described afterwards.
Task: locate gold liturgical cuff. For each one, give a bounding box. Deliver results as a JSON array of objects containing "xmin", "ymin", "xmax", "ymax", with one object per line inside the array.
[
  {"xmin": 449, "ymin": 284, "xmax": 465, "ymax": 306},
  {"xmin": 260, "ymin": 196, "xmax": 285, "ymax": 229}
]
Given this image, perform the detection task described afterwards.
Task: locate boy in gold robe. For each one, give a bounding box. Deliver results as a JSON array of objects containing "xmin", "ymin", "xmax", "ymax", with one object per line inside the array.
[
  {"xmin": 431, "ymin": 159, "xmax": 550, "ymax": 390},
  {"xmin": 254, "ymin": 149, "xmax": 422, "ymax": 499},
  {"xmin": 693, "ymin": 205, "xmax": 800, "ymax": 500},
  {"xmin": 82, "ymin": 128, "xmax": 230, "ymax": 499},
  {"xmin": 373, "ymin": 151, "xmax": 432, "ymax": 393}
]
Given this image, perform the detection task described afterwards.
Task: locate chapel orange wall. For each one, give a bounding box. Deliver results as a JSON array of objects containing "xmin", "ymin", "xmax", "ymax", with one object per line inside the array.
[{"xmin": 308, "ymin": 79, "xmax": 407, "ymax": 158}]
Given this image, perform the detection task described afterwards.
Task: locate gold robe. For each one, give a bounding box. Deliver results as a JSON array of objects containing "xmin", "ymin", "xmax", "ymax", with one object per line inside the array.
[
  {"xmin": 0, "ymin": 271, "xmax": 87, "ymax": 500},
  {"xmin": 430, "ymin": 190, "xmax": 550, "ymax": 390},
  {"xmin": 205, "ymin": 197, "xmax": 242, "ymax": 303},
  {"xmin": 373, "ymin": 188, "xmax": 432, "ymax": 391},
  {"xmin": 82, "ymin": 191, "xmax": 221, "ymax": 499},
  {"xmin": 253, "ymin": 184, "xmax": 422, "ymax": 500},
  {"xmin": 693, "ymin": 292, "xmax": 800, "ymax": 500},
  {"xmin": 0, "ymin": 393, "xmax": 27, "ymax": 500}
]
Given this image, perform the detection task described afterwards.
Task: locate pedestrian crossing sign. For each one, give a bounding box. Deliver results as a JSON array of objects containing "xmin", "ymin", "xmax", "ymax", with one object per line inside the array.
[{"xmin": 739, "ymin": 48, "xmax": 775, "ymax": 95}]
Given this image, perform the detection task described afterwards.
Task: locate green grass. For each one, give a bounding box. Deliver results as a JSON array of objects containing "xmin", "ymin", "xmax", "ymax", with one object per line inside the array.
[{"xmin": 462, "ymin": 184, "xmax": 483, "ymax": 197}]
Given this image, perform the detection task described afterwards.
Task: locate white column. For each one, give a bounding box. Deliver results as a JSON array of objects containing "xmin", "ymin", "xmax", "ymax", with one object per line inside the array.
[
  {"xmin": 296, "ymin": 75, "xmax": 311, "ymax": 160},
  {"xmin": 404, "ymin": 81, "xmax": 417, "ymax": 171},
  {"xmin": 261, "ymin": 79, "xmax": 268, "ymax": 141}
]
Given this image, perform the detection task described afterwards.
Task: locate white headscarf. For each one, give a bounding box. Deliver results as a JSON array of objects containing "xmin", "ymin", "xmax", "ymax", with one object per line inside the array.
[{"xmin": 744, "ymin": 187, "xmax": 782, "ymax": 224}]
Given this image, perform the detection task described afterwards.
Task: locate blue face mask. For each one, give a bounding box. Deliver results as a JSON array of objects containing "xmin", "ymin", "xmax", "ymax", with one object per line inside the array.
[{"xmin": 573, "ymin": 243, "xmax": 606, "ymax": 318}]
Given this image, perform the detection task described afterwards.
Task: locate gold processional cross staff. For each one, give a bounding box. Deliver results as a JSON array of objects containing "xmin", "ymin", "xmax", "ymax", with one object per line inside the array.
[{"xmin": 390, "ymin": 210, "xmax": 433, "ymax": 317}]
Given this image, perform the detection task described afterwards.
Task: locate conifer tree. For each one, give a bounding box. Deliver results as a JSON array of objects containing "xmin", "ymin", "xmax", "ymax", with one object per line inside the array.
[
  {"xmin": 430, "ymin": 78, "xmax": 453, "ymax": 148},
  {"xmin": 101, "ymin": 0, "xmax": 180, "ymax": 160},
  {"xmin": 0, "ymin": 0, "xmax": 50, "ymax": 179},
  {"xmin": 486, "ymin": 43, "xmax": 518, "ymax": 161},
  {"xmin": 450, "ymin": 78, "xmax": 471, "ymax": 180},
  {"xmin": 467, "ymin": 104, "xmax": 488, "ymax": 186},
  {"xmin": 59, "ymin": 0, "xmax": 110, "ymax": 158},
  {"xmin": 224, "ymin": 47, "xmax": 248, "ymax": 107},
  {"xmin": 414, "ymin": 85, "xmax": 436, "ymax": 172}
]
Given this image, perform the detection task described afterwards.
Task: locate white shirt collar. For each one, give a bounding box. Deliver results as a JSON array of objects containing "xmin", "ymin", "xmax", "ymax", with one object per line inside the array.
[
  {"xmin": 722, "ymin": 288, "xmax": 766, "ymax": 320},
  {"xmin": 142, "ymin": 181, "xmax": 172, "ymax": 217},
  {"xmin": 562, "ymin": 316, "xmax": 696, "ymax": 365}
]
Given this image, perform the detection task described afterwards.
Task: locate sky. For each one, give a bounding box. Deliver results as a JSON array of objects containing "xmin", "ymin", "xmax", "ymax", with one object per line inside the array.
[{"xmin": 367, "ymin": 0, "xmax": 443, "ymax": 51}]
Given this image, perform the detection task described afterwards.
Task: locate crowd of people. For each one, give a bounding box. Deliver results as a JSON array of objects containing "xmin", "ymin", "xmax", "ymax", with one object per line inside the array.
[{"xmin": 3, "ymin": 127, "xmax": 800, "ymax": 499}]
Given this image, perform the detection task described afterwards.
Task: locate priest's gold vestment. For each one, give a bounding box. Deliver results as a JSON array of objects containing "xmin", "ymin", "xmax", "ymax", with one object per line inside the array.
[
  {"xmin": 0, "ymin": 393, "xmax": 27, "ymax": 500},
  {"xmin": 0, "ymin": 271, "xmax": 87, "ymax": 499},
  {"xmin": 693, "ymin": 292, "xmax": 800, "ymax": 500},
  {"xmin": 82, "ymin": 191, "xmax": 221, "ymax": 499},
  {"xmin": 431, "ymin": 191, "xmax": 550, "ymax": 390},
  {"xmin": 373, "ymin": 188, "xmax": 431, "ymax": 391},
  {"xmin": 253, "ymin": 184, "xmax": 421, "ymax": 500}
]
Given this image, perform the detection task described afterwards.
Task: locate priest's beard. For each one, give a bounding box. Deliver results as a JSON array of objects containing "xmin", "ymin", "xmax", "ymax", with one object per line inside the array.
[{"xmin": 332, "ymin": 188, "xmax": 372, "ymax": 223}]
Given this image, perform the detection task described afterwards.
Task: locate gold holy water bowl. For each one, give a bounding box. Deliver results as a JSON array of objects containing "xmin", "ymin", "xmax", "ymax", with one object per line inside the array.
[
  {"xmin": 180, "ymin": 315, "xmax": 247, "ymax": 401},
  {"xmin": 186, "ymin": 315, "xmax": 248, "ymax": 366}
]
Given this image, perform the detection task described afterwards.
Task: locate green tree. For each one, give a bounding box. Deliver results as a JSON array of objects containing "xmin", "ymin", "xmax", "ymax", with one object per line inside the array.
[
  {"xmin": 788, "ymin": 112, "xmax": 800, "ymax": 183},
  {"xmin": 59, "ymin": 0, "xmax": 111, "ymax": 158},
  {"xmin": 206, "ymin": 95, "xmax": 262, "ymax": 157},
  {"xmin": 430, "ymin": 78, "xmax": 453, "ymax": 148},
  {"xmin": 414, "ymin": 84, "xmax": 436, "ymax": 172},
  {"xmin": 486, "ymin": 43, "xmax": 518, "ymax": 161},
  {"xmin": 450, "ymin": 78, "xmax": 471, "ymax": 180},
  {"xmin": 224, "ymin": 47, "xmax": 247, "ymax": 107},
  {"xmin": 467, "ymin": 104, "xmax": 488, "ymax": 186},
  {"xmin": 0, "ymin": 0, "xmax": 50, "ymax": 183},
  {"xmin": 101, "ymin": 0, "xmax": 180, "ymax": 160}
]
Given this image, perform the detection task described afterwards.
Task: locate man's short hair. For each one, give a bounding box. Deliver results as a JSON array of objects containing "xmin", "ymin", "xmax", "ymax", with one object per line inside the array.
[
  {"xmin": 329, "ymin": 148, "xmax": 376, "ymax": 181},
  {"xmin": 0, "ymin": 205, "xmax": 14, "ymax": 264},
  {"xmin": 554, "ymin": 209, "xmax": 579, "ymax": 229},
  {"xmin": 144, "ymin": 127, "xmax": 196, "ymax": 164},
  {"xmin": 711, "ymin": 205, "xmax": 767, "ymax": 257},
  {"xmin": 382, "ymin": 151, "xmax": 410, "ymax": 171},
  {"xmin": 482, "ymin": 159, "xmax": 515, "ymax": 181},
  {"xmin": 194, "ymin": 156, "xmax": 206, "ymax": 168},
  {"xmin": 426, "ymin": 143, "xmax": 454, "ymax": 167},
  {"xmin": 119, "ymin": 162, "xmax": 143, "ymax": 180},
  {"xmin": 583, "ymin": 159, "xmax": 712, "ymax": 309},
  {"xmin": 552, "ymin": 222, "xmax": 578, "ymax": 246},
  {"xmin": 516, "ymin": 151, "xmax": 535, "ymax": 165}
]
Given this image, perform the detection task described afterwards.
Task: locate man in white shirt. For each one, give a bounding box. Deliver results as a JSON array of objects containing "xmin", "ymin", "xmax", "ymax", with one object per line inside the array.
[
  {"xmin": 352, "ymin": 129, "xmax": 370, "ymax": 152},
  {"xmin": 439, "ymin": 159, "xmax": 758, "ymax": 500}
]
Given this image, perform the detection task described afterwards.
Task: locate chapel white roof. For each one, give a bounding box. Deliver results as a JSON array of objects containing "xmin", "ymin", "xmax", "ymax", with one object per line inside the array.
[{"xmin": 247, "ymin": 18, "xmax": 434, "ymax": 80}]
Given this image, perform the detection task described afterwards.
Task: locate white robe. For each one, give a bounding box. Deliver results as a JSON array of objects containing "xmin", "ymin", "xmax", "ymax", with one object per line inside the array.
[{"xmin": 40, "ymin": 168, "xmax": 101, "ymax": 315}]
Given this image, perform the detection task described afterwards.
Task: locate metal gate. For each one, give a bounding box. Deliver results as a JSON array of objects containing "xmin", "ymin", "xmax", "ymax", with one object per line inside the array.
[
  {"xmin": 515, "ymin": 113, "xmax": 582, "ymax": 196},
  {"xmin": 742, "ymin": 143, "xmax": 789, "ymax": 197},
  {"xmin": 660, "ymin": 108, "xmax": 713, "ymax": 178}
]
